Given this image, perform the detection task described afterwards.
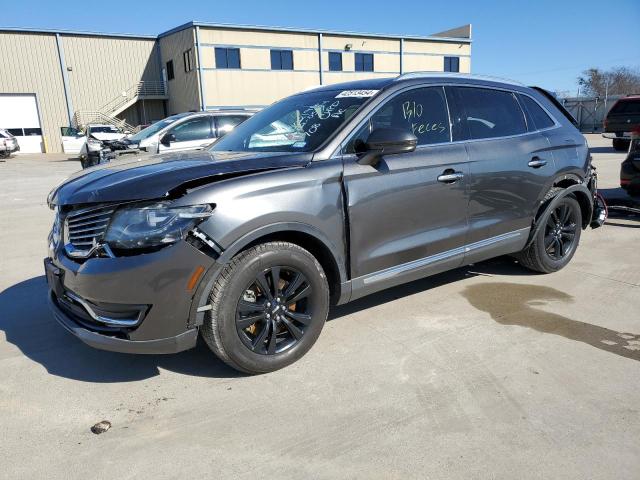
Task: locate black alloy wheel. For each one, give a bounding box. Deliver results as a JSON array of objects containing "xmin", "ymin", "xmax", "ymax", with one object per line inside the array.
[
  {"xmin": 544, "ymin": 203, "xmax": 578, "ymax": 260},
  {"xmin": 235, "ymin": 266, "xmax": 314, "ymax": 355}
]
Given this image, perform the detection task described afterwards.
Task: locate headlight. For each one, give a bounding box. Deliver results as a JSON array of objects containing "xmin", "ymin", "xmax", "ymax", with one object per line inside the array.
[
  {"xmin": 87, "ymin": 137, "xmax": 102, "ymax": 151},
  {"xmin": 104, "ymin": 202, "xmax": 213, "ymax": 250}
]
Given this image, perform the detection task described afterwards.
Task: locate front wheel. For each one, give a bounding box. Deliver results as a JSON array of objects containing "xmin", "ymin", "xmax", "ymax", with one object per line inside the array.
[
  {"xmin": 201, "ymin": 242, "xmax": 330, "ymax": 374},
  {"xmin": 516, "ymin": 195, "xmax": 582, "ymax": 273}
]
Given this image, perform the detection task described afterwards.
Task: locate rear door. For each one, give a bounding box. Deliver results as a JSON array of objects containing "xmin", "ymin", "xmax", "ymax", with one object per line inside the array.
[
  {"xmin": 159, "ymin": 115, "xmax": 215, "ymax": 152},
  {"xmin": 342, "ymin": 85, "xmax": 470, "ymax": 294},
  {"xmin": 447, "ymin": 86, "xmax": 552, "ymax": 262},
  {"xmin": 214, "ymin": 115, "xmax": 250, "ymax": 138}
]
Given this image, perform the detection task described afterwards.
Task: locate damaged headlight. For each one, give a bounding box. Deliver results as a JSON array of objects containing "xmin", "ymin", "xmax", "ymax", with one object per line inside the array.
[{"xmin": 104, "ymin": 202, "xmax": 213, "ymax": 250}]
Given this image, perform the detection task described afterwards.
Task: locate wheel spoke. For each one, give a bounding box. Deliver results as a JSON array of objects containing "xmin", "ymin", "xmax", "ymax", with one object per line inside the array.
[
  {"xmin": 287, "ymin": 284, "xmax": 311, "ymax": 304},
  {"xmin": 560, "ymin": 205, "xmax": 571, "ymax": 224},
  {"xmin": 561, "ymin": 224, "xmax": 576, "ymax": 233},
  {"xmin": 544, "ymin": 234, "xmax": 555, "ymax": 251},
  {"xmin": 270, "ymin": 267, "xmax": 281, "ymax": 296},
  {"xmin": 283, "ymin": 273, "xmax": 304, "ymax": 300},
  {"xmin": 285, "ymin": 310, "xmax": 312, "ymax": 326},
  {"xmin": 280, "ymin": 316, "xmax": 303, "ymax": 340},
  {"xmin": 546, "ymin": 215, "xmax": 556, "ymax": 230},
  {"xmin": 551, "ymin": 210, "xmax": 560, "ymax": 224},
  {"xmin": 237, "ymin": 312, "xmax": 265, "ymax": 329},
  {"xmin": 553, "ymin": 238, "xmax": 562, "ymax": 258},
  {"xmin": 267, "ymin": 320, "xmax": 277, "ymax": 354},
  {"xmin": 256, "ymin": 272, "xmax": 273, "ymax": 300},
  {"xmin": 238, "ymin": 299, "xmax": 265, "ymax": 313},
  {"xmin": 251, "ymin": 322, "xmax": 269, "ymax": 351},
  {"xmin": 558, "ymin": 237, "xmax": 565, "ymax": 257}
]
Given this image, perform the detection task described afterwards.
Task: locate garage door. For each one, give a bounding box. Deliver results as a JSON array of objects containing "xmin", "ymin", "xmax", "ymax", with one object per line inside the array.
[{"xmin": 0, "ymin": 94, "xmax": 43, "ymax": 153}]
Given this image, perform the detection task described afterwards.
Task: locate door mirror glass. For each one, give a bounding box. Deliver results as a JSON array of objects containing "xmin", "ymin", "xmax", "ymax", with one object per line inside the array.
[
  {"xmin": 357, "ymin": 127, "xmax": 417, "ymax": 166},
  {"xmin": 160, "ymin": 133, "xmax": 175, "ymax": 146}
]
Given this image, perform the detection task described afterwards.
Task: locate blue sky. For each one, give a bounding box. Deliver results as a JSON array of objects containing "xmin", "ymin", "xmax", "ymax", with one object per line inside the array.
[{"xmin": 4, "ymin": 0, "xmax": 639, "ymax": 94}]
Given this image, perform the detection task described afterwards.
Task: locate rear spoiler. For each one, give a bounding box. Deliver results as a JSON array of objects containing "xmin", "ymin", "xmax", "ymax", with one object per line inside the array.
[{"xmin": 530, "ymin": 86, "xmax": 579, "ymax": 128}]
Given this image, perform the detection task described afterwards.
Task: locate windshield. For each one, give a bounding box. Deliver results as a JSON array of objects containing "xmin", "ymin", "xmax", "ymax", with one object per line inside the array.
[
  {"xmin": 210, "ymin": 89, "xmax": 376, "ymax": 153},
  {"xmin": 128, "ymin": 113, "xmax": 189, "ymax": 142},
  {"xmin": 90, "ymin": 126, "xmax": 120, "ymax": 133}
]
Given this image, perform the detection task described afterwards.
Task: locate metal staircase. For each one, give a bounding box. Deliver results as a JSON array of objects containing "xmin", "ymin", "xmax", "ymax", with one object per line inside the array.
[{"xmin": 73, "ymin": 81, "xmax": 167, "ymax": 132}]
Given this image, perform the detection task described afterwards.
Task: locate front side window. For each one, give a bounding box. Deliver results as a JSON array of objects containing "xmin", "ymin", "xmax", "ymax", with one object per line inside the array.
[
  {"xmin": 169, "ymin": 117, "xmax": 213, "ymax": 142},
  {"xmin": 444, "ymin": 56, "xmax": 460, "ymax": 72},
  {"xmin": 329, "ymin": 52, "xmax": 342, "ymax": 71},
  {"xmin": 344, "ymin": 87, "xmax": 450, "ymax": 153},
  {"xmin": 355, "ymin": 53, "xmax": 374, "ymax": 72},
  {"xmin": 215, "ymin": 48, "xmax": 241, "ymax": 69},
  {"xmin": 211, "ymin": 90, "xmax": 373, "ymax": 153},
  {"xmin": 450, "ymin": 87, "xmax": 527, "ymax": 140},
  {"xmin": 271, "ymin": 49, "xmax": 293, "ymax": 70}
]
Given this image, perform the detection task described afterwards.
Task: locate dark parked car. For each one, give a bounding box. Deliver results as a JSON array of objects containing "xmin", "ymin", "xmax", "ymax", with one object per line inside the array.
[
  {"xmin": 603, "ymin": 95, "xmax": 640, "ymax": 151},
  {"xmin": 620, "ymin": 128, "xmax": 640, "ymax": 194},
  {"xmin": 46, "ymin": 74, "xmax": 603, "ymax": 374}
]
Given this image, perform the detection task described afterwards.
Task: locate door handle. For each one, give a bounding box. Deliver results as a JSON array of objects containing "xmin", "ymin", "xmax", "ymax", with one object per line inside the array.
[
  {"xmin": 437, "ymin": 170, "xmax": 464, "ymax": 183},
  {"xmin": 528, "ymin": 157, "xmax": 547, "ymax": 168}
]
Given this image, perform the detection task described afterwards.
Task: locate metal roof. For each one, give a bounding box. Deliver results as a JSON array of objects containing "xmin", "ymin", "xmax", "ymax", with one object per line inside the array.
[
  {"xmin": 159, "ymin": 21, "xmax": 472, "ymax": 43},
  {"xmin": 0, "ymin": 26, "xmax": 156, "ymax": 40}
]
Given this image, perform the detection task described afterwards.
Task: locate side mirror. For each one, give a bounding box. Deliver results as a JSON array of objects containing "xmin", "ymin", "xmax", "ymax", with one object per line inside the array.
[
  {"xmin": 357, "ymin": 128, "xmax": 417, "ymax": 166},
  {"xmin": 160, "ymin": 133, "xmax": 175, "ymax": 147}
]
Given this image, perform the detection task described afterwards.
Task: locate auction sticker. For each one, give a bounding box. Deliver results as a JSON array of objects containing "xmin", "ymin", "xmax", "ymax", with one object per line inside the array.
[{"xmin": 335, "ymin": 90, "xmax": 379, "ymax": 98}]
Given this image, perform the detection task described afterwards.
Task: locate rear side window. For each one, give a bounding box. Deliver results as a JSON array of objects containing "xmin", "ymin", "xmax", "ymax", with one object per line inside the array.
[
  {"xmin": 215, "ymin": 115, "xmax": 249, "ymax": 136},
  {"xmin": 610, "ymin": 100, "xmax": 640, "ymax": 115},
  {"xmin": 449, "ymin": 87, "xmax": 527, "ymax": 140},
  {"xmin": 519, "ymin": 94, "xmax": 555, "ymax": 130},
  {"xmin": 169, "ymin": 117, "xmax": 213, "ymax": 142}
]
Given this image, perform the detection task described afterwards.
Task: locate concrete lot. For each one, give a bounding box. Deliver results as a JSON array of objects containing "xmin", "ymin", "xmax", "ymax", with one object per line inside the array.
[{"xmin": 0, "ymin": 135, "xmax": 638, "ymax": 479}]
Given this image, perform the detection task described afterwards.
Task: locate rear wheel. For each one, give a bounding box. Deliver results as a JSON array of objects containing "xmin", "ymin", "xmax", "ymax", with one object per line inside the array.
[
  {"xmin": 516, "ymin": 194, "xmax": 582, "ymax": 273},
  {"xmin": 201, "ymin": 242, "xmax": 330, "ymax": 374},
  {"xmin": 613, "ymin": 138, "xmax": 630, "ymax": 152}
]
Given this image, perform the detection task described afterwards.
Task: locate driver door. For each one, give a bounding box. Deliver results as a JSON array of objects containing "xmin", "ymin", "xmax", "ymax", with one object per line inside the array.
[
  {"xmin": 342, "ymin": 86, "xmax": 471, "ymax": 298},
  {"xmin": 159, "ymin": 115, "xmax": 215, "ymax": 152}
]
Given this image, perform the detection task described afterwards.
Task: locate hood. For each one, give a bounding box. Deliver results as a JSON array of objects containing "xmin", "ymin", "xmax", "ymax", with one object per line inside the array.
[
  {"xmin": 90, "ymin": 132, "xmax": 126, "ymax": 141},
  {"xmin": 48, "ymin": 150, "xmax": 311, "ymax": 206}
]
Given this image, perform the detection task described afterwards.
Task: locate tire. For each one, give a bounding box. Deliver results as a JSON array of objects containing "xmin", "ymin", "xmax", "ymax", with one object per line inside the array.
[
  {"xmin": 613, "ymin": 138, "xmax": 630, "ymax": 152},
  {"xmin": 516, "ymin": 192, "xmax": 582, "ymax": 274},
  {"xmin": 201, "ymin": 241, "xmax": 330, "ymax": 374}
]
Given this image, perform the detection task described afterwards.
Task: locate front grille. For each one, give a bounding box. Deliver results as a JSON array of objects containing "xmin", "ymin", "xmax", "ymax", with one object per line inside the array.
[{"xmin": 64, "ymin": 204, "xmax": 116, "ymax": 256}]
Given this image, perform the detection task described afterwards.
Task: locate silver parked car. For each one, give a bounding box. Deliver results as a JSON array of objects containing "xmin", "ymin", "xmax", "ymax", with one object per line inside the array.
[{"xmin": 109, "ymin": 110, "xmax": 254, "ymax": 155}]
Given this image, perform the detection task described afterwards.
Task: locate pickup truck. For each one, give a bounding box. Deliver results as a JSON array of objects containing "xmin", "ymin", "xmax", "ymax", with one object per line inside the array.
[{"xmin": 603, "ymin": 95, "xmax": 640, "ymax": 151}]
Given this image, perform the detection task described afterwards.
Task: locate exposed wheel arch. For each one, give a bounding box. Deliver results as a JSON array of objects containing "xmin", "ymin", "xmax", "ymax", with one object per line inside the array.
[{"xmin": 216, "ymin": 223, "xmax": 347, "ymax": 305}]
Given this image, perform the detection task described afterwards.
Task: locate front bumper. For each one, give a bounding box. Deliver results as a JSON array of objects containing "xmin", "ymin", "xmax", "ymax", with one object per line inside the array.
[
  {"xmin": 45, "ymin": 240, "xmax": 216, "ymax": 354},
  {"xmin": 48, "ymin": 292, "xmax": 198, "ymax": 354}
]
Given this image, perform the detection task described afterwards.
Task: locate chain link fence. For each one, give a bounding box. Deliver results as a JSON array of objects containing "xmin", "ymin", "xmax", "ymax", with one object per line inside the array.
[{"xmin": 559, "ymin": 95, "xmax": 624, "ymax": 133}]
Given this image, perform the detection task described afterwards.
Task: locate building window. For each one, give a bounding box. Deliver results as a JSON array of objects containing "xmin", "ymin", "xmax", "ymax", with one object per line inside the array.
[
  {"xmin": 183, "ymin": 49, "xmax": 194, "ymax": 73},
  {"xmin": 270, "ymin": 49, "xmax": 294, "ymax": 70},
  {"xmin": 166, "ymin": 60, "xmax": 175, "ymax": 80},
  {"xmin": 355, "ymin": 53, "xmax": 374, "ymax": 72},
  {"xmin": 328, "ymin": 52, "xmax": 342, "ymax": 71},
  {"xmin": 444, "ymin": 56, "xmax": 460, "ymax": 72},
  {"xmin": 215, "ymin": 47, "xmax": 241, "ymax": 69}
]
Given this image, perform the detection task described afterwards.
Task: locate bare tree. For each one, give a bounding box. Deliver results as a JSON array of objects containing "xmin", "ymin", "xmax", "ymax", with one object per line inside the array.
[{"xmin": 578, "ymin": 67, "xmax": 640, "ymax": 97}]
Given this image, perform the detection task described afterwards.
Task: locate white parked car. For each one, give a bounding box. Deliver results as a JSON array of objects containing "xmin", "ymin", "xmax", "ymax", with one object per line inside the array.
[
  {"xmin": 79, "ymin": 124, "xmax": 127, "ymax": 168},
  {"xmin": 0, "ymin": 129, "xmax": 20, "ymax": 158}
]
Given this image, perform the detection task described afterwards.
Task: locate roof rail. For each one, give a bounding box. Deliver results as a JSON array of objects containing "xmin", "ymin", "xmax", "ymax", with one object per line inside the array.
[{"xmin": 395, "ymin": 72, "xmax": 524, "ymax": 86}]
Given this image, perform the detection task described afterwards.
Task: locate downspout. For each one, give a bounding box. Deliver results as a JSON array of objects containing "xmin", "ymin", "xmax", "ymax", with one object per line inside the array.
[
  {"xmin": 318, "ymin": 33, "xmax": 324, "ymax": 85},
  {"xmin": 55, "ymin": 33, "xmax": 74, "ymax": 126},
  {"xmin": 399, "ymin": 38, "xmax": 404, "ymax": 75},
  {"xmin": 195, "ymin": 26, "xmax": 206, "ymax": 111}
]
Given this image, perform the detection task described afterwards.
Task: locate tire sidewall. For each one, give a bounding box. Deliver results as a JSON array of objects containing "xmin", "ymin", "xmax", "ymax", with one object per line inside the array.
[
  {"xmin": 534, "ymin": 196, "xmax": 582, "ymax": 271},
  {"xmin": 211, "ymin": 246, "xmax": 329, "ymax": 373}
]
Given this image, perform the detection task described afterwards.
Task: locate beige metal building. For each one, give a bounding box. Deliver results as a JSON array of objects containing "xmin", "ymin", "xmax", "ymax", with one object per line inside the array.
[{"xmin": 0, "ymin": 22, "xmax": 471, "ymax": 153}]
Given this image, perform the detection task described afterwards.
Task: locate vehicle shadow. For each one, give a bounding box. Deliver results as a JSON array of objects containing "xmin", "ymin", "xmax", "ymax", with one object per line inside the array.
[
  {"xmin": 588, "ymin": 146, "xmax": 617, "ymax": 154},
  {"xmin": 0, "ymin": 276, "xmax": 241, "ymax": 383}
]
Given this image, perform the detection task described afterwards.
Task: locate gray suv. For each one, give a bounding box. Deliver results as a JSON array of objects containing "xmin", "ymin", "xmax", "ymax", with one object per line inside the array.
[{"xmin": 46, "ymin": 74, "xmax": 603, "ymax": 374}]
